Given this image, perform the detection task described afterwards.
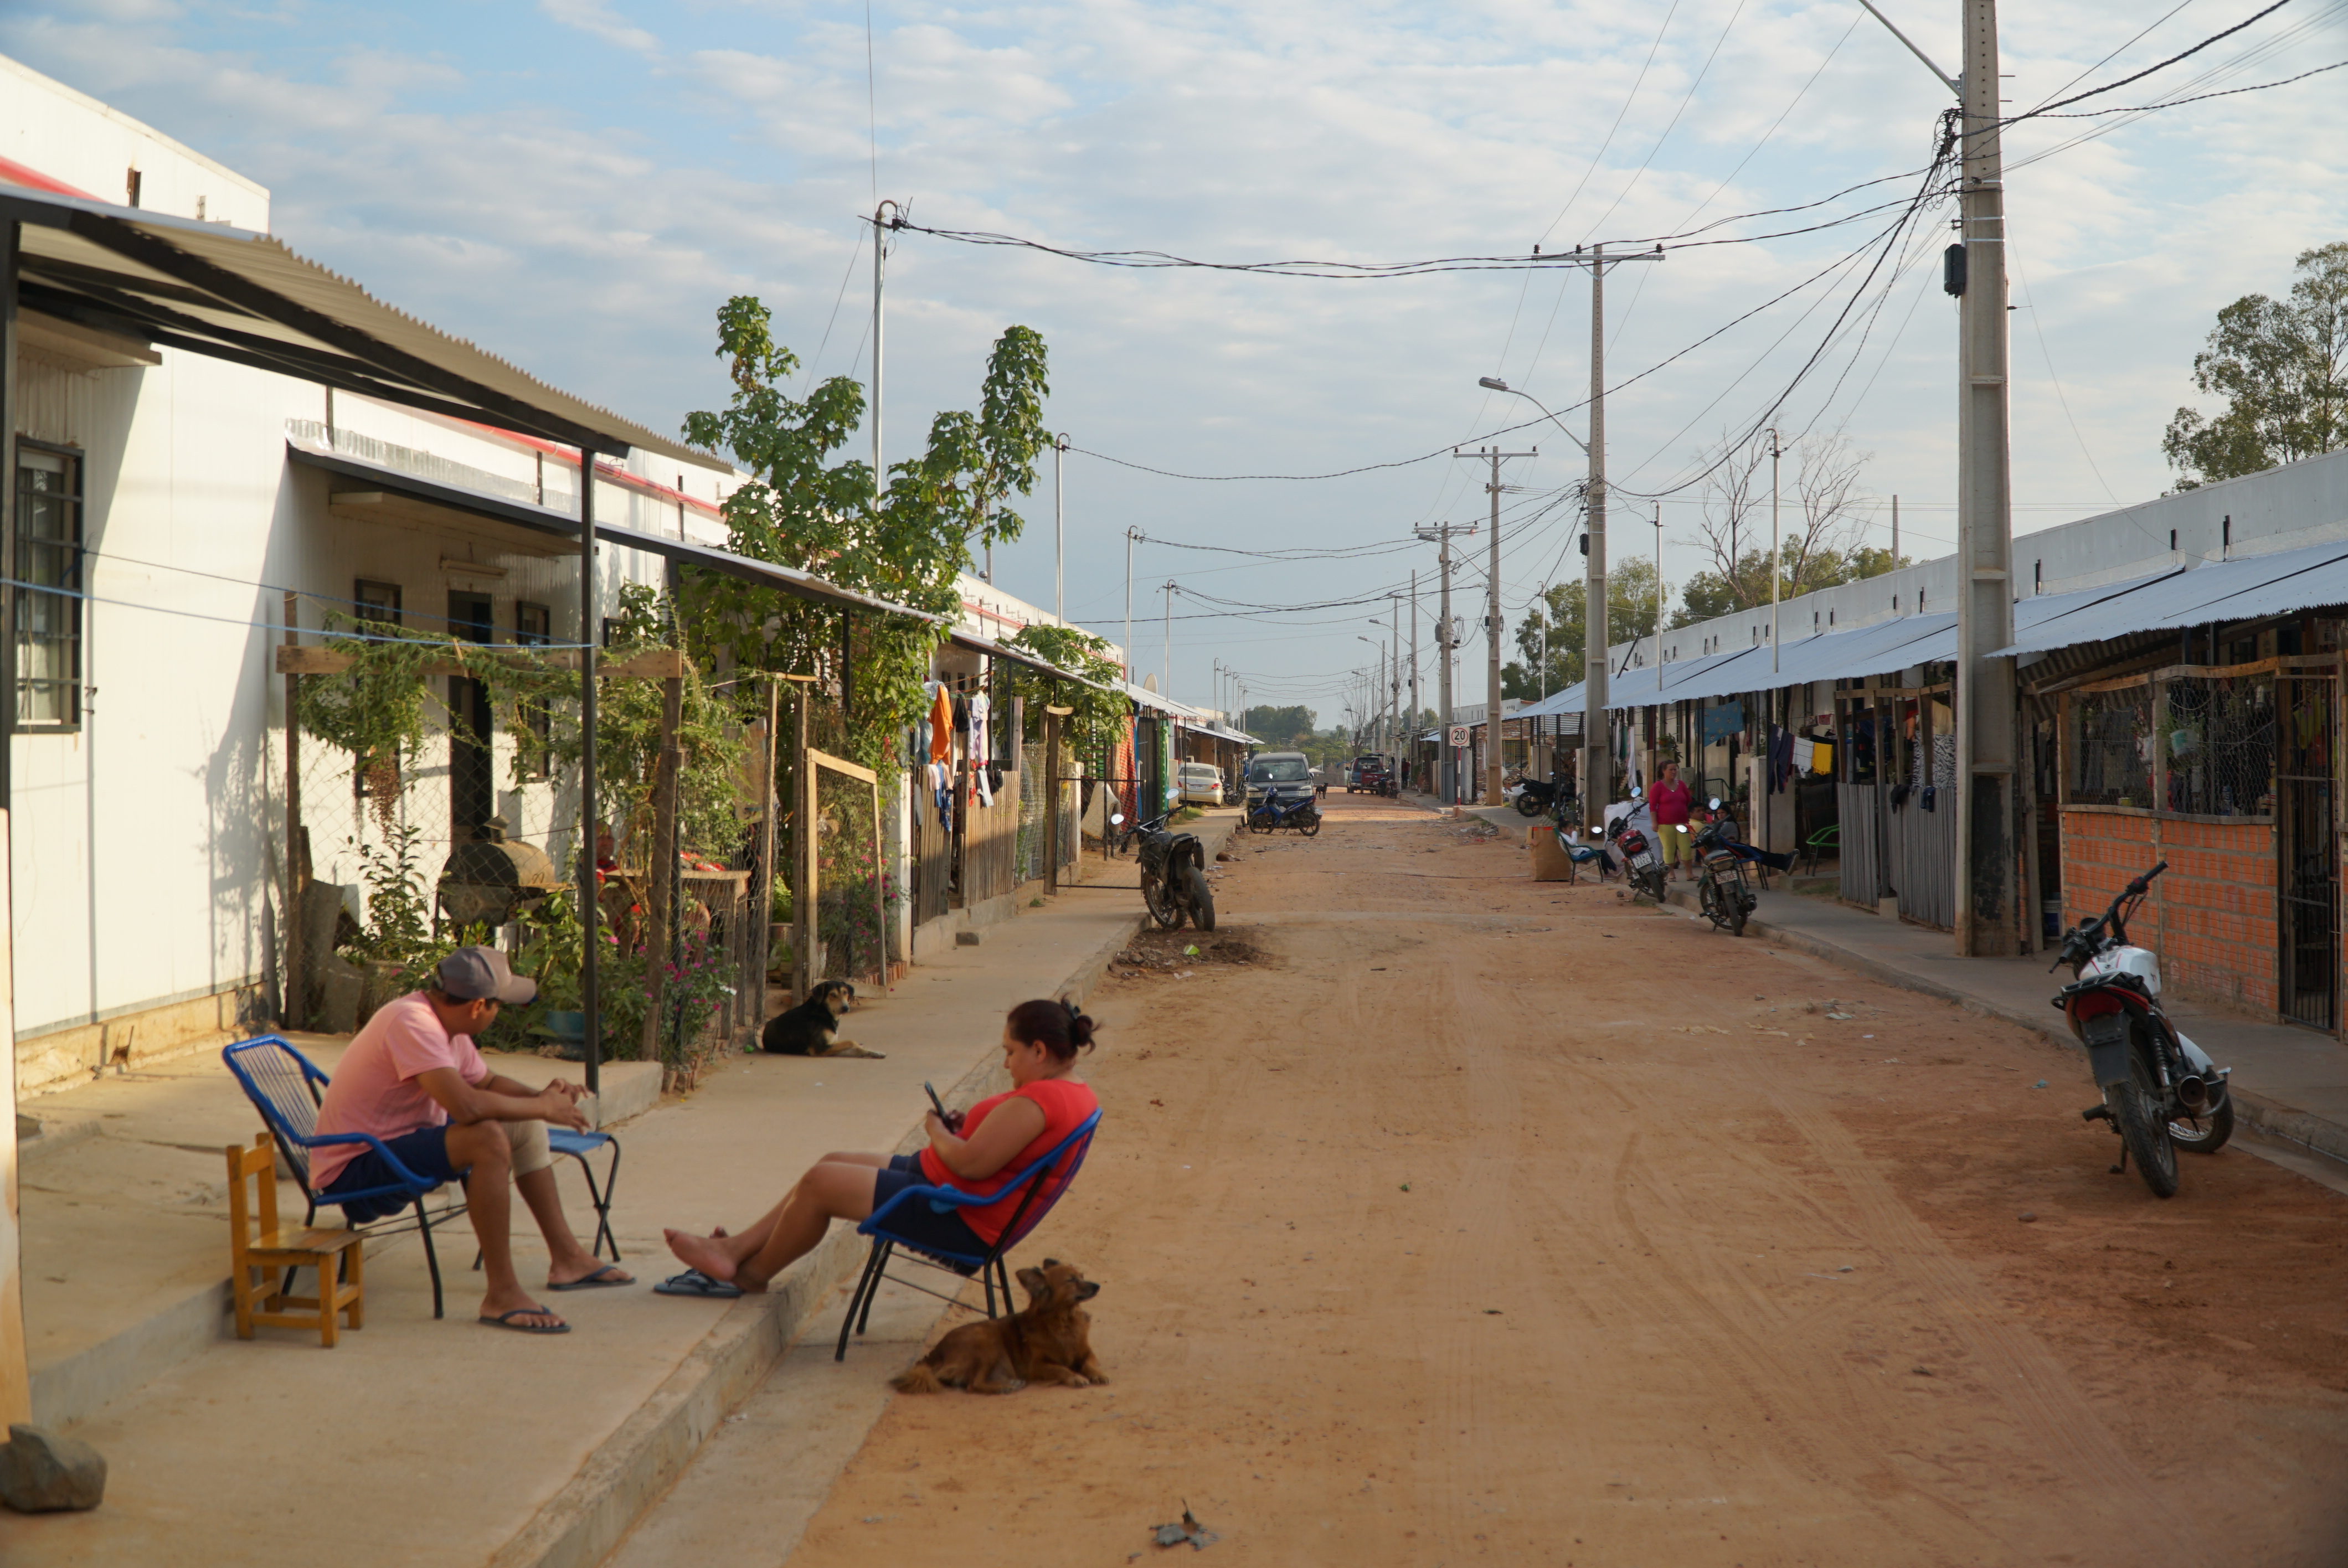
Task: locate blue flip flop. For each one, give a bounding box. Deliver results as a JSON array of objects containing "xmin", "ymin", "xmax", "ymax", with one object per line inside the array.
[{"xmin": 653, "ymin": 1268, "xmax": 743, "ymax": 1299}]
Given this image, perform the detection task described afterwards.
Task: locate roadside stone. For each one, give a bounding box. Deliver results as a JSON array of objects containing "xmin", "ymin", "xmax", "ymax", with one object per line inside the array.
[
  {"xmin": 955, "ymin": 931, "xmax": 982, "ymax": 946},
  {"xmin": 0, "ymin": 1424, "xmax": 107, "ymax": 1513}
]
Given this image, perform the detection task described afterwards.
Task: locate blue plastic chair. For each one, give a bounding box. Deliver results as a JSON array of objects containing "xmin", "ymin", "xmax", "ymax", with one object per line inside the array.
[
  {"xmin": 223, "ymin": 1034, "xmax": 622, "ymax": 1319},
  {"xmin": 834, "ymin": 1108, "xmax": 1101, "ymax": 1361}
]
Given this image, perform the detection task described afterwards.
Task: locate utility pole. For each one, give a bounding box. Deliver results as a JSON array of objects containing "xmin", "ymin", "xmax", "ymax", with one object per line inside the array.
[
  {"xmin": 1162, "ymin": 580, "xmax": 1175, "ymax": 701},
  {"xmin": 1891, "ymin": 493, "xmax": 1899, "ymax": 561},
  {"xmin": 1769, "ymin": 427, "xmax": 1781, "ymax": 675},
  {"xmin": 1858, "ymin": 0, "xmax": 2015, "ymax": 956},
  {"xmin": 1581, "ymin": 245, "xmax": 1609, "ymax": 829},
  {"xmin": 1954, "ymin": 0, "xmax": 2018, "ymax": 956},
  {"xmin": 1652, "ymin": 500, "xmax": 1665, "ymax": 672},
  {"xmin": 1053, "ymin": 434, "xmax": 1067, "ymax": 621},
  {"xmin": 1124, "ymin": 526, "xmax": 1139, "ymax": 684},
  {"xmin": 1409, "ymin": 571, "xmax": 1420, "ymax": 791},
  {"xmin": 871, "ymin": 200, "xmax": 899, "ymax": 499},
  {"xmin": 1459, "ymin": 447, "xmax": 1536, "ymax": 806},
  {"xmin": 1416, "ymin": 522, "xmax": 1476, "ymax": 803}
]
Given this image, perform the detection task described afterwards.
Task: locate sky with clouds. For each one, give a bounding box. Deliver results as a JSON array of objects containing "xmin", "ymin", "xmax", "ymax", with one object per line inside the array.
[{"xmin": 6, "ymin": 0, "xmax": 2345, "ymax": 725}]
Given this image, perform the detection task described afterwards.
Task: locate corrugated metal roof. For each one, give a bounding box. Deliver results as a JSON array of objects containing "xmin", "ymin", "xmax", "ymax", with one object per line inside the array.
[
  {"xmin": 5, "ymin": 184, "xmax": 713, "ymax": 465},
  {"xmin": 1991, "ymin": 544, "xmax": 2348, "ymax": 656}
]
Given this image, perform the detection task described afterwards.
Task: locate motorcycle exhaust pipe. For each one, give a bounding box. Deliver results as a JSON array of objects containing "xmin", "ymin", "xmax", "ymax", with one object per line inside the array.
[{"xmin": 2175, "ymin": 1075, "xmax": 2209, "ymax": 1112}]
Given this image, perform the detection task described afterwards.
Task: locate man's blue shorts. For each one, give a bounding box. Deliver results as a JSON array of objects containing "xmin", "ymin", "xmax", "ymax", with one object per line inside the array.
[
  {"xmin": 319, "ymin": 1126, "xmax": 465, "ymax": 1223},
  {"xmin": 871, "ymin": 1152, "xmax": 988, "ymax": 1258}
]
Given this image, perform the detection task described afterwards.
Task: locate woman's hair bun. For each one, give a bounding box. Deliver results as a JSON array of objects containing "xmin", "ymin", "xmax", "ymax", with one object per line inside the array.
[
  {"xmin": 1064, "ymin": 1003, "xmax": 1096, "ymax": 1053},
  {"xmin": 1010, "ymin": 997, "xmax": 1098, "ymax": 1060}
]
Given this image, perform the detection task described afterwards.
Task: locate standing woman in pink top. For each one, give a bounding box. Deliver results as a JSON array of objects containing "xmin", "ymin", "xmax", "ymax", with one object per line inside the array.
[
  {"xmin": 1648, "ymin": 760, "xmax": 1695, "ymax": 883},
  {"xmin": 660, "ymin": 1000, "xmax": 1099, "ymax": 1295}
]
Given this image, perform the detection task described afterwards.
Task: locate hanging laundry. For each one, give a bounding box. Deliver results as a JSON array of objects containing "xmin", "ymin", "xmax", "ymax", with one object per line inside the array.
[
  {"xmin": 969, "ymin": 692, "xmax": 993, "ymax": 807},
  {"xmin": 927, "ymin": 683, "xmax": 952, "ymax": 765}
]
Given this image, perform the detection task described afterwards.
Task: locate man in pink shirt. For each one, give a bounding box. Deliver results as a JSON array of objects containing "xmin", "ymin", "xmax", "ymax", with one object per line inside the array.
[{"xmin": 313, "ymin": 947, "xmax": 632, "ymax": 1333}]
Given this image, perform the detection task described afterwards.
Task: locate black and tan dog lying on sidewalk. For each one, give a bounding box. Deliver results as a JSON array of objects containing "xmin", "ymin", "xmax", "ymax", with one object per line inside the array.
[
  {"xmin": 759, "ymin": 979, "xmax": 884, "ymax": 1058},
  {"xmin": 891, "ymin": 1261, "xmax": 1106, "ymax": 1394}
]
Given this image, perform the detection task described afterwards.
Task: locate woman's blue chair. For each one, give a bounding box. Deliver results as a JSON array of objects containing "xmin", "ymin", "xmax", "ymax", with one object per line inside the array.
[{"xmin": 834, "ymin": 1108, "xmax": 1101, "ymax": 1361}]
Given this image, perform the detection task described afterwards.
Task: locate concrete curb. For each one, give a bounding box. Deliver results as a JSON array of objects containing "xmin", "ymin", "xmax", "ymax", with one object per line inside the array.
[
  {"xmin": 488, "ymin": 905, "xmax": 1145, "ymax": 1568},
  {"xmin": 1660, "ymin": 885, "xmax": 2348, "ymax": 1167}
]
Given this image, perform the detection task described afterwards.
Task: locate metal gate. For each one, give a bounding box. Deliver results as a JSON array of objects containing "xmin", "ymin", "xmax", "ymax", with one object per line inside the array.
[
  {"xmin": 1837, "ymin": 783, "xmax": 1884, "ymax": 906},
  {"xmin": 2277, "ymin": 668, "xmax": 2336, "ymax": 1030}
]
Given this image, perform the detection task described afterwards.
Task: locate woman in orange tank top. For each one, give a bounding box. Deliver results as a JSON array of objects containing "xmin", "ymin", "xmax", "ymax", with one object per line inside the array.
[{"xmin": 660, "ymin": 1000, "xmax": 1098, "ymax": 1293}]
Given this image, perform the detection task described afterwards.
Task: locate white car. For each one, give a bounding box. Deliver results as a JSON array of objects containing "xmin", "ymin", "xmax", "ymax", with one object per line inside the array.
[{"xmin": 1177, "ymin": 761, "xmax": 1224, "ymax": 806}]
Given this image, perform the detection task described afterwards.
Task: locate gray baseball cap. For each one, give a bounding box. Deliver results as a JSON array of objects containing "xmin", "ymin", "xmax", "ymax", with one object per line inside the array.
[{"xmin": 436, "ymin": 946, "xmax": 538, "ymax": 1005}]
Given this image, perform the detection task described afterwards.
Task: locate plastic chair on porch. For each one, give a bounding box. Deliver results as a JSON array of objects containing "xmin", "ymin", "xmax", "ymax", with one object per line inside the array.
[
  {"xmin": 834, "ymin": 1109, "xmax": 1102, "ymax": 1361},
  {"xmin": 224, "ymin": 1035, "xmax": 470, "ymax": 1318}
]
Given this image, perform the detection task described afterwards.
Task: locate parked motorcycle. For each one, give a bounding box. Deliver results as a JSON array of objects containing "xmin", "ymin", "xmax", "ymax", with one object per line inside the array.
[
  {"xmin": 1604, "ymin": 796, "xmax": 1668, "ymax": 905},
  {"xmin": 1507, "ymin": 771, "xmax": 1569, "ymax": 818},
  {"xmin": 2052, "ymin": 860, "xmax": 2232, "ymax": 1197},
  {"xmin": 1688, "ymin": 797, "xmax": 1758, "ymax": 937},
  {"xmin": 1110, "ymin": 811, "xmax": 1217, "ymax": 931},
  {"xmin": 1248, "ymin": 790, "xmax": 1322, "ymax": 835}
]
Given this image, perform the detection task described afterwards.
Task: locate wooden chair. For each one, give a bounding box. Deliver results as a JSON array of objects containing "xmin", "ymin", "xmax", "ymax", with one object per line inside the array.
[{"xmin": 225, "ymin": 1133, "xmax": 365, "ymax": 1347}]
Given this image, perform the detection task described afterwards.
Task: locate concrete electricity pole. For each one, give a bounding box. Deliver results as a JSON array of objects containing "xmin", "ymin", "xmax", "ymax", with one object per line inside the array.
[
  {"xmin": 1409, "ymin": 571, "xmax": 1421, "ymax": 790},
  {"xmin": 1053, "ymin": 434, "xmax": 1068, "ymax": 622},
  {"xmin": 1860, "ymin": 0, "xmax": 2016, "ymax": 954},
  {"xmin": 1460, "ymin": 446, "xmax": 1535, "ymax": 806},
  {"xmin": 1582, "ymin": 245, "xmax": 1608, "ymax": 829},
  {"xmin": 1416, "ymin": 522, "xmax": 1476, "ymax": 803},
  {"xmin": 1123, "ymin": 526, "xmax": 1140, "ymax": 683}
]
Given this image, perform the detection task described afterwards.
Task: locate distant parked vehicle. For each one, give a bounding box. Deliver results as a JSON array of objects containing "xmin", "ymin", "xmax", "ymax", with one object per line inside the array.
[
  {"xmin": 1245, "ymin": 751, "xmax": 1321, "ymax": 834},
  {"xmin": 1177, "ymin": 761, "xmax": 1224, "ymax": 806}
]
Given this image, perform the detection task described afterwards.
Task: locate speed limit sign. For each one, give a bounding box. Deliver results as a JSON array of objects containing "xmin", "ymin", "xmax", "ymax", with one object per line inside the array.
[{"xmin": 1448, "ymin": 725, "xmax": 1470, "ymax": 749}]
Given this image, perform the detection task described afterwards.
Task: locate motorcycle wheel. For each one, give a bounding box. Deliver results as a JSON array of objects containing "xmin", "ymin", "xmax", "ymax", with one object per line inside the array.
[
  {"xmin": 1180, "ymin": 862, "xmax": 1216, "ymax": 931},
  {"xmin": 1514, "ymin": 795, "xmax": 1542, "ymax": 817},
  {"xmin": 1300, "ymin": 814, "xmax": 1322, "ymax": 838},
  {"xmin": 2167, "ymin": 1085, "xmax": 2235, "ymax": 1154},
  {"xmin": 1698, "ymin": 879, "xmax": 1728, "ymax": 930},
  {"xmin": 2110, "ymin": 1038, "xmax": 2182, "ymax": 1197},
  {"xmin": 1141, "ymin": 874, "xmax": 1182, "ymax": 931},
  {"xmin": 1727, "ymin": 893, "xmax": 1748, "ymax": 938},
  {"xmin": 1250, "ymin": 813, "xmax": 1273, "ymax": 835}
]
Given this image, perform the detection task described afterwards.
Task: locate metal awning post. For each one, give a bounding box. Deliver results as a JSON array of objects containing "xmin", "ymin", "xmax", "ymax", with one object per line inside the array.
[{"xmin": 578, "ymin": 451, "xmax": 600, "ymax": 1101}]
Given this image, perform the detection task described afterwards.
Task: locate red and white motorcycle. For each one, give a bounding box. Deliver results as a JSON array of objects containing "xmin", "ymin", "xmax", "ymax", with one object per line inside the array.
[{"xmin": 2052, "ymin": 860, "xmax": 2234, "ymax": 1198}]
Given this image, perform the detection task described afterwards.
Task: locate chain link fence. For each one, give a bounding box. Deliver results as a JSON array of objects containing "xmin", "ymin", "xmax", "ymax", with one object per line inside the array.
[
  {"xmin": 2067, "ymin": 680, "xmax": 2153, "ymax": 807},
  {"xmin": 2158, "ymin": 670, "xmax": 2277, "ymax": 817}
]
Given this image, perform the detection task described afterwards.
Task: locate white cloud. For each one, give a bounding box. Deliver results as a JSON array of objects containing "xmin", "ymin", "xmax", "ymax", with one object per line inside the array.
[{"xmin": 2, "ymin": 0, "xmax": 2344, "ymax": 704}]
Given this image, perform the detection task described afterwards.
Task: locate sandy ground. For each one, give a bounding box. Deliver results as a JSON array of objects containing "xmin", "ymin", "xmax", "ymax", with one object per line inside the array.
[{"xmin": 782, "ymin": 793, "xmax": 2348, "ymax": 1567}]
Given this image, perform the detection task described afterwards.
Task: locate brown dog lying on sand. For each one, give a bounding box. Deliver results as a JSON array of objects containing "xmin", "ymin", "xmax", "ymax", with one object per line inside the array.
[{"xmin": 891, "ymin": 1261, "xmax": 1105, "ymax": 1395}]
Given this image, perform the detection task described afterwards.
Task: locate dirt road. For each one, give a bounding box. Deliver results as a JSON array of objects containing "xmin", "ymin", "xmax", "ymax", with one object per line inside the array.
[{"xmin": 785, "ymin": 794, "xmax": 2348, "ymax": 1566}]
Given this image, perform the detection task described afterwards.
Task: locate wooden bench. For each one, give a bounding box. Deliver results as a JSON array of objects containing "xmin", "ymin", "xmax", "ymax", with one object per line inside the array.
[{"xmin": 225, "ymin": 1133, "xmax": 365, "ymax": 1347}]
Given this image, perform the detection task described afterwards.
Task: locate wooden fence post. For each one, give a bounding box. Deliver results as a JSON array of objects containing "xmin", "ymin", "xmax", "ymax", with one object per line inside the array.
[
  {"xmin": 641, "ymin": 673, "xmax": 683, "ymax": 1061},
  {"xmin": 1044, "ymin": 708, "xmax": 1060, "ymax": 893},
  {"xmin": 749, "ymin": 679, "xmax": 779, "ymax": 1041},
  {"xmin": 795, "ymin": 684, "xmax": 815, "ymax": 1000}
]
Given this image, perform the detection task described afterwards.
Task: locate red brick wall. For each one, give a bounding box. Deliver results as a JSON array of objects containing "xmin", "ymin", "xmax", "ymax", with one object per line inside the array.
[{"xmin": 2059, "ymin": 808, "xmax": 2276, "ymax": 1014}]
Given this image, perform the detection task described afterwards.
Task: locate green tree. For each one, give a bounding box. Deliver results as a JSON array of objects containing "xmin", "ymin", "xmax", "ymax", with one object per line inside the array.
[
  {"xmin": 1240, "ymin": 705, "xmax": 1319, "ymax": 750},
  {"xmin": 678, "ymin": 298, "xmax": 1053, "ymax": 767},
  {"xmin": 1502, "ymin": 557, "xmax": 1665, "ymax": 698},
  {"xmin": 2163, "ymin": 243, "xmax": 2348, "ymax": 488}
]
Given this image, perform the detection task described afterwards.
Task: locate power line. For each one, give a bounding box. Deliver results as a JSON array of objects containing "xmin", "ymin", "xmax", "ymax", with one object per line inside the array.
[{"xmin": 2029, "ymin": 0, "xmax": 2298, "ymax": 115}]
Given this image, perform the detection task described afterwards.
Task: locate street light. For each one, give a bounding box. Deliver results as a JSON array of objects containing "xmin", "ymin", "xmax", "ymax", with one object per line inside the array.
[
  {"xmin": 1479, "ymin": 378, "xmax": 1589, "ymax": 454},
  {"xmin": 1482, "ymin": 374, "xmax": 1598, "ymax": 823}
]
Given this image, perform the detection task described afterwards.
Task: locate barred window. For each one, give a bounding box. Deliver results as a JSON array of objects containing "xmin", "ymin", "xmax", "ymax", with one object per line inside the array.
[
  {"xmin": 2067, "ymin": 682, "xmax": 2151, "ymax": 807},
  {"xmin": 16, "ymin": 446, "xmax": 83, "ymax": 729},
  {"xmin": 2159, "ymin": 672, "xmax": 2275, "ymax": 817},
  {"xmin": 352, "ymin": 579, "xmax": 403, "ymax": 802},
  {"xmin": 516, "ymin": 601, "xmax": 552, "ymax": 780}
]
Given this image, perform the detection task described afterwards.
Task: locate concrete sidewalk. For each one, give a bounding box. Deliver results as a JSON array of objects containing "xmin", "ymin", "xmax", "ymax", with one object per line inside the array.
[
  {"xmin": 0, "ymin": 826, "xmax": 1226, "ymax": 1566},
  {"xmin": 1661, "ymin": 879, "xmax": 2348, "ymax": 1166}
]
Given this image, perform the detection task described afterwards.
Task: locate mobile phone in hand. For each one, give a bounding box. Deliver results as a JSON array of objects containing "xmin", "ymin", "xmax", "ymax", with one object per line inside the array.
[{"xmin": 924, "ymin": 1082, "xmax": 959, "ymax": 1129}]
